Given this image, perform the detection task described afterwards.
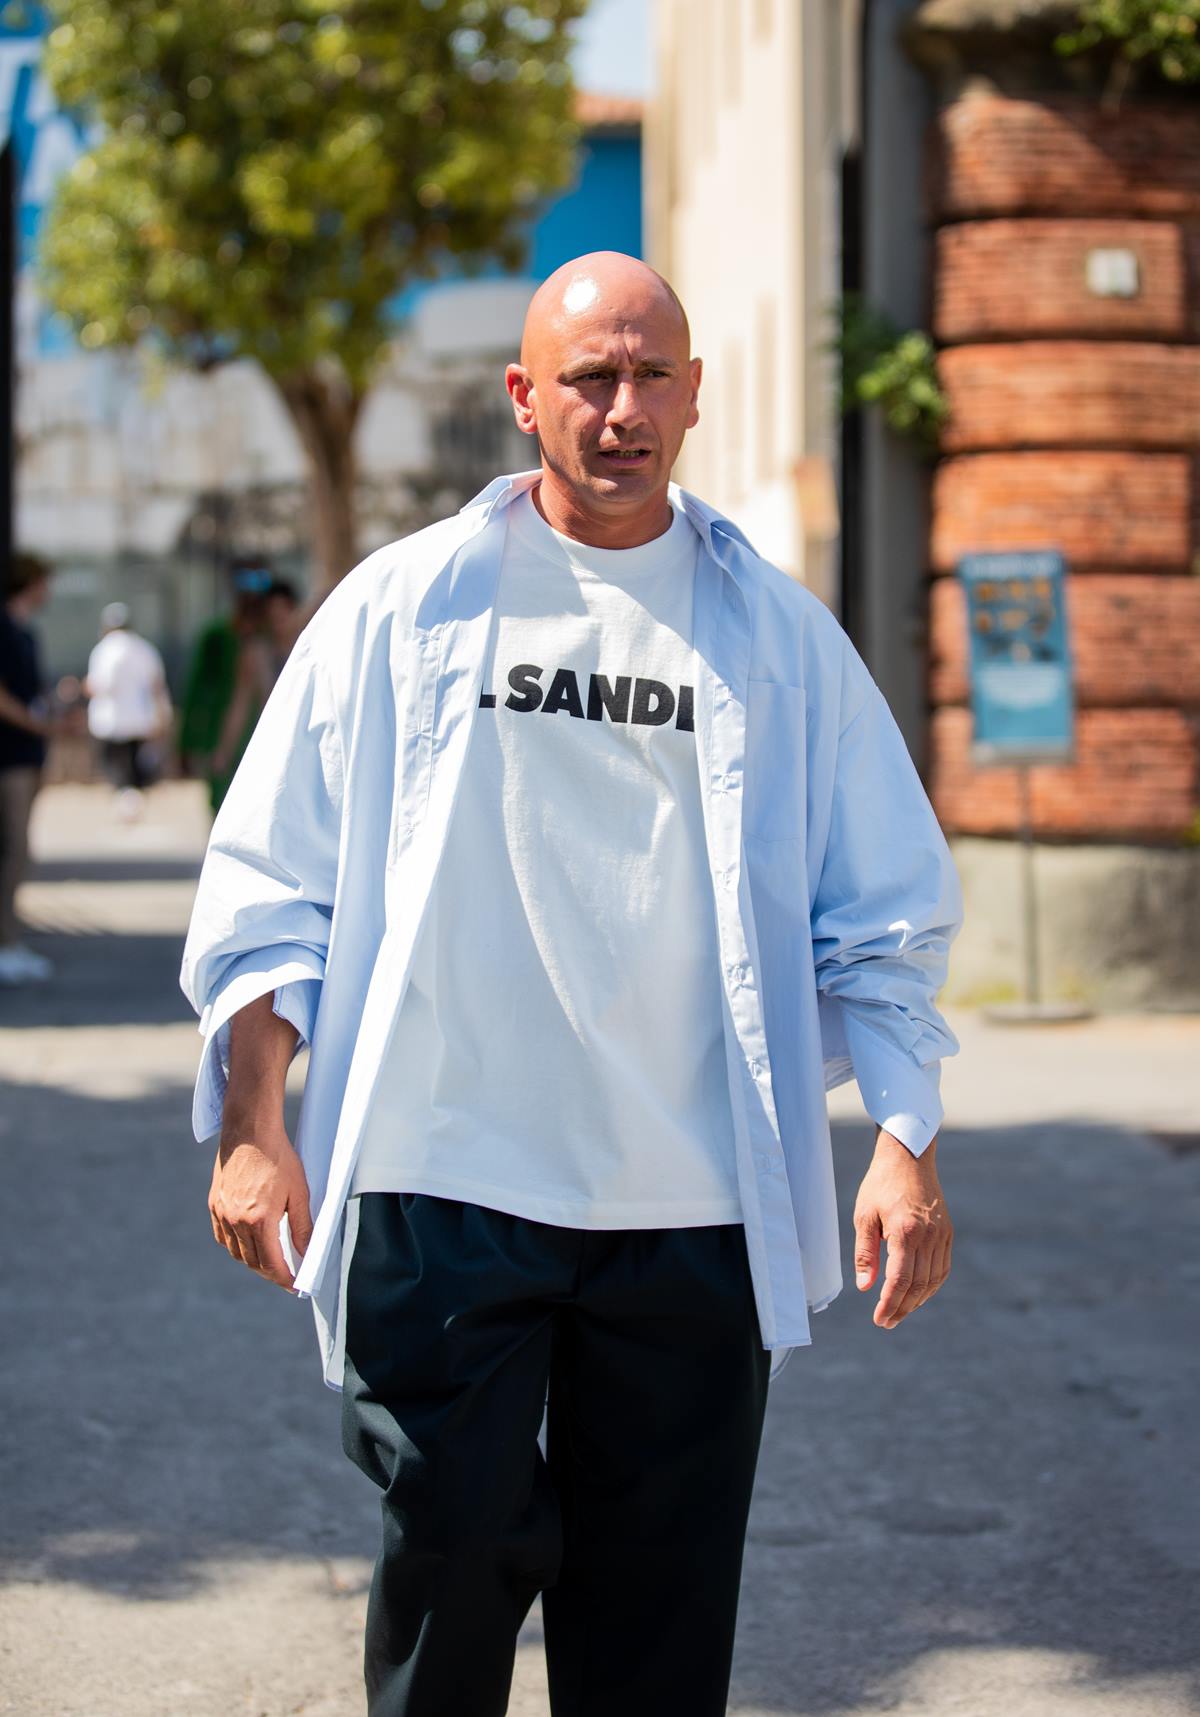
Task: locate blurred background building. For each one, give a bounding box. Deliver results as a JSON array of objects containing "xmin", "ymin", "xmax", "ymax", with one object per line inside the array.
[
  {"xmin": 646, "ymin": 0, "xmax": 1199, "ymax": 1010},
  {"xmin": 2, "ymin": 0, "xmax": 1196, "ymax": 1008},
  {"xmin": 7, "ymin": 39, "xmax": 642, "ymax": 690}
]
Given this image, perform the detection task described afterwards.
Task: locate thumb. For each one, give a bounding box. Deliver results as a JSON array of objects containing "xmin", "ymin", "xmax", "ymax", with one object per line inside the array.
[{"xmin": 854, "ymin": 1209, "xmax": 881, "ymax": 1290}]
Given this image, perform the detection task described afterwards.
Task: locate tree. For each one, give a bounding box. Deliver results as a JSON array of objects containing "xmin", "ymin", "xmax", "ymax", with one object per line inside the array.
[{"xmin": 38, "ymin": 0, "xmax": 587, "ymax": 590}]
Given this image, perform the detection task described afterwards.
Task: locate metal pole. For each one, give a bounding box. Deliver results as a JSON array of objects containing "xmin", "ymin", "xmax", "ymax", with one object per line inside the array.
[{"xmin": 1018, "ymin": 763, "xmax": 1040, "ymax": 1006}]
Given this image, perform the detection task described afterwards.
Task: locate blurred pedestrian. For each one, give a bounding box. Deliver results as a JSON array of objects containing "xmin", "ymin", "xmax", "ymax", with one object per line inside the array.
[
  {"xmin": 209, "ymin": 577, "xmax": 303, "ymax": 782},
  {"xmin": 179, "ymin": 561, "xmax": 271, "ymax": 814},
  {"xmin": 0, "ymin": 552, "xmax": 55, "ymax": 985},
  {"xmin": 183, "ymin": 254, "xmax": 964, "ymax": 1716},
  {"xmin": 84, "ymin": 603, "xmax": 172, "ymax": 821}
]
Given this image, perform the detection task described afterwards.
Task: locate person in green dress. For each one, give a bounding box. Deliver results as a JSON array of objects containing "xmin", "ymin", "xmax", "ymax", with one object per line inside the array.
[{"xmin": 178, "ymin": 564, "xmax": 272, "ymax": 814}]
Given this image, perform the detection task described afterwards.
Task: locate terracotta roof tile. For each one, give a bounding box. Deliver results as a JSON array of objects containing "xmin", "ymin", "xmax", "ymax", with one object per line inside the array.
[{"xmin": 575, "ymin": 91, "xmax": 643, "ymax": 130}]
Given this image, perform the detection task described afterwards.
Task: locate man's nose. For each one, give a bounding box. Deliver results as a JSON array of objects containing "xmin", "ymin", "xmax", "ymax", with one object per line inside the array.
[{"xmin": 606, "ymin": 379, "xmax": 647, "ymax": 429}]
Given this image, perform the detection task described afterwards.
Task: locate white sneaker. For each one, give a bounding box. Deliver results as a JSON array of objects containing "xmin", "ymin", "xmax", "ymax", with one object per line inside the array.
[{"xmin": 0, "ymin": 943, "xmax": 54, "ymax": 984}]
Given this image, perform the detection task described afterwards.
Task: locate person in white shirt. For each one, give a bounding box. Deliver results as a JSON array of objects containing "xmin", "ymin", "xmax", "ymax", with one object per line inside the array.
[
  {"xmin": 85, "ymin": 604, "xmax": 171, "ymax": 815},
  {"xmin": 184, "ymin": 253, "xmax": 962, "ymax": 1717}
]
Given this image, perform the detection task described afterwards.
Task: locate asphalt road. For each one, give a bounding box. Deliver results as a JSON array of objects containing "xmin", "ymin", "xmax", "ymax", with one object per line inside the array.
[{"xmin": 1, "ymin": 784, "xmax": 1197, "ymax": 1717}]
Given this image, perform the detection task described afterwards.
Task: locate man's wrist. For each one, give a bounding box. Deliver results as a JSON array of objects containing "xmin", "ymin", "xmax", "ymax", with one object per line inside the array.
[{"xmin": 874, "ymin": 1125, "xmax": 937, "ymax": 1162}]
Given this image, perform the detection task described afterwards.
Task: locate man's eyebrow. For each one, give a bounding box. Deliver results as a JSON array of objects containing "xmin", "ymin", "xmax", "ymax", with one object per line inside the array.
[{"xmin": 561, "ymin": 355, "xmax": 680, "ymax": 378}]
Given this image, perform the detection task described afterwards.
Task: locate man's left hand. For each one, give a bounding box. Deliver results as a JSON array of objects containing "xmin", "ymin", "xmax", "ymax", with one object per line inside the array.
[{"xmin": 852, "ymin": 1130, "xmax": 952, "ymax": 1330}]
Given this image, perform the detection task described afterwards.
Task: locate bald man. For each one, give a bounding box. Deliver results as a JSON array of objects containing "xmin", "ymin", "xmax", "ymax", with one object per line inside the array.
[{"xmin": 183, "ymin": 253, "xmax": 962, "ymax": 1716}]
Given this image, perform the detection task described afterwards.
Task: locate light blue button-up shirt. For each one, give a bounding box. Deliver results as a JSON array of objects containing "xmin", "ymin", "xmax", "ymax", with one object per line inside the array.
[{"xmin": 181, "ymin": 470, "xmax": 963, "ymax": 1386}]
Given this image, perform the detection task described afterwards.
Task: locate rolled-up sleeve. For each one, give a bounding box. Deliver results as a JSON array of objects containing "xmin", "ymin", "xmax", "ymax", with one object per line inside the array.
[
  {"xmin": 812, "ymin": 680, "xmax": 963, "ymax": 1156},
  {"xmin": 180, "ymin": 635, "xmax": 344, "ymax": 1142}
]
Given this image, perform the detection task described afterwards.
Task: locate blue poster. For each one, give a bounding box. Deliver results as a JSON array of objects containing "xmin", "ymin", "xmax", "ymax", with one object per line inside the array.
[{"xmin": 958, "ymin": 550, "xmax": 1074, "ymax": 765}]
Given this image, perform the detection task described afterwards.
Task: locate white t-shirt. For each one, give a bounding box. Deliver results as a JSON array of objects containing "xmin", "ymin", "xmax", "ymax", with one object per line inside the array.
[
  {"xmin": 351, "ymin": 489, "xmax": 741, "ymax": 1228},
  {"xmin": 86, "ymin": 630, "xmax": 166, "ymax": 741}
]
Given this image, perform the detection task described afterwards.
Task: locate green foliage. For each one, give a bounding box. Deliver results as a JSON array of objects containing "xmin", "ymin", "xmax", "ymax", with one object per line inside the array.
[
  {"xmin": 37, "ymin": 0, "xmax": 588, "ymax": 389},
  {"xmin": 1055, "ymin": 0, "xmax": 1200, "ymax": 85},
  {"xmin": 826, "ymin": 293, "xmax": 949, "ymax": 458}
]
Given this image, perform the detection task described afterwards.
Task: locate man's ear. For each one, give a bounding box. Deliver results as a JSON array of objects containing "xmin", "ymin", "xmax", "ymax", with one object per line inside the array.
[
  {"xmin": 686, "ymin": 355, "xmax": 702, "ymax": 431},
  {"xmin": 505, "ymin": 363, "xmax": 538, "ymax": 437}
]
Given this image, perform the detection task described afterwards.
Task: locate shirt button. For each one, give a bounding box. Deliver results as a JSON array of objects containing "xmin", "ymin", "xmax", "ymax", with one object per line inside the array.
[{"xmin": 749, "ymin": 1059, "xmax": 765, "ymax": 1079}]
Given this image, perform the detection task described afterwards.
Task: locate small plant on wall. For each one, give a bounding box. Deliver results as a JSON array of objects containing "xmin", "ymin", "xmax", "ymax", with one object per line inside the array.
[
  {"xmin": 1055, "ymin": 0, "xmax": 1200, "ymax": 89},
  {"xmin": 827, "ymin": 294, "xmax": 949, "ymax": 459}
]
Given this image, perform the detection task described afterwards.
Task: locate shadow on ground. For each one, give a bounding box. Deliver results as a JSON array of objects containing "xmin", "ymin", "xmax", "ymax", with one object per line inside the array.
[
  {"xmin": 0, "ymin": 1070, "xmax": 374, "ymax": 1604},
  {"xmin": 0, "ymin": 928, "xmax": 197, "ymax": 1028},
  {"xmin": 2, "ymin": 883, "xmax": 1197, "ymax": 1714},
  {"xmin": 729, "ymin": 1115, "xmax": 1200, "ymax": 1713}
]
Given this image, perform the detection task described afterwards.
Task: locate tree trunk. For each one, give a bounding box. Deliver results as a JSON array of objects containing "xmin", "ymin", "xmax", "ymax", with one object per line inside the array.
[{"xmin": 278, "ymin": 368, "xmax": 363, "ymax": 595}]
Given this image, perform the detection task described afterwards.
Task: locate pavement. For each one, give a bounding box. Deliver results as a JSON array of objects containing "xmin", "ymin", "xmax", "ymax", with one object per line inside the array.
[{"xmin": 1, "ymin": 781, "xmax": 1197, "ymax": 1717}]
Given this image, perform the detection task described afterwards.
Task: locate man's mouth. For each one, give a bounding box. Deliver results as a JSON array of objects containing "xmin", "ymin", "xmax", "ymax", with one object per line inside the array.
[{"xmin": 597, "ymin": 447, "xmax": 652, "ymax": 465}]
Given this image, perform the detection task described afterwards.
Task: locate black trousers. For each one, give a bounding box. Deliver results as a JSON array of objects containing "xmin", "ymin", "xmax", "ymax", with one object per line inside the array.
[{"xmin": 341, "ymin": 1192, "xmax": 771, "ymax": 1717}]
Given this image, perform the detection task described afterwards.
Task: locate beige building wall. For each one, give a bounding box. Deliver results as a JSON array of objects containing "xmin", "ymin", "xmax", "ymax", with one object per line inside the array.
[{"xmin": 646, "ymin": 0, "xmax": 859, "ymax": 604}]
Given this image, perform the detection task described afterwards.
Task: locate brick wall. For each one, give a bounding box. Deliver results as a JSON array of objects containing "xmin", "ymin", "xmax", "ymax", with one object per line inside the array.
[
  {"xmin": 935, "ymin": 220, "xmax": 1195, "ymax": 343},
  {"xmin": 930, "ymin": 574, "xmax": 1200, "ymax": 707},
  {"xmin": 932, "ymin": 452, "xmax": 1193, "ymax": 571},
  {"xmin": 930, "ymin": 706, "xmax": 1197, "ymax": 838},
  {"xmin": 931, "ymin": 93, "xmax": 1200, "ymax": 220},
  {"xmin": 925, "ymin": 90, "xmax": 1200, "ymax": 840},
  {"xmin": 938, "ymin": 344, "xmax": 1200, "ymax": 452}
]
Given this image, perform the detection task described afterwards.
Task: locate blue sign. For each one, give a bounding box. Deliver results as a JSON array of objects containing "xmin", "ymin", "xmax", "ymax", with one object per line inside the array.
[{"xmin": 958, "ymin": 550, "xmax": 1074, "ymax": 765}]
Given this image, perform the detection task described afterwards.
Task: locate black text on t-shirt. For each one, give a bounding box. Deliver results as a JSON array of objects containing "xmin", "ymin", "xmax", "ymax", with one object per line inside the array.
[{"xmin": 479, "ymin": 663, "xmax": 695, "ymax": 732}]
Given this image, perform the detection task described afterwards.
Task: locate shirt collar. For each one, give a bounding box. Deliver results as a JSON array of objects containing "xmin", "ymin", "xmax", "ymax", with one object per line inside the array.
[{"xmin": 462, "ymin": 469, "xmax": 757, "ymax": 589}]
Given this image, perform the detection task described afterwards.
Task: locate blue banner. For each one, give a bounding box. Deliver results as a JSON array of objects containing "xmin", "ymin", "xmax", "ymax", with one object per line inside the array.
[{"xmin": 958, "ymin": 550, "xmax": 1075, "ymax": 765}]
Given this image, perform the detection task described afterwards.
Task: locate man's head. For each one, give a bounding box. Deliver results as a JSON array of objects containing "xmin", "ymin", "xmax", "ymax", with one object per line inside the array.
[
  {"xmin": 505, "ymin": 252, "xmax": 701, "ymax": 546},
  {"xmin": 263, "ymin": 578, "xmax": 299, "ymax": 644},
  {"xmin": 7, "ymin": 552, "xmax": 52, "ymax": 618},
  {"xmin": 100, "ymin": 601, "xmax": 130, "ymax": 635}
]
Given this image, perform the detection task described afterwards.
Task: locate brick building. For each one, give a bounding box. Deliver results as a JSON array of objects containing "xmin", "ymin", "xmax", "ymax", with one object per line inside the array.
[
  {"xmin": 649, "ymin": 0, "xmax": 1198, "ymax": 1008},
  {"xmin": 903, "ymin": 4, "xmax": 1200, "ymax": 1005}
]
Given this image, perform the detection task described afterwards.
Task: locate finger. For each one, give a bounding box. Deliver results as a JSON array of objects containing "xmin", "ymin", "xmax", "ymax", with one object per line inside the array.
[
  {"xmin": 245, "ymin": 1219, "xmax": 297, "ymax": 1290},
  {"xmin": 875, "ymin": 1234, "xmax": 916, "ymax": 1327},
  {"xmin": 231, "ymin": 1221, "xmax": 265, "ymax": 1275},
  {"xmin": 854, "ymin": 1209, "xmax": 882, "ymax": 1290},
  {"xmin": 917, "ymin": 1235, "xmax": 953, "ymax": 1308},
  {"xmin": 288, "ymin": 1182, "xmax": 314, "ymax": 1261},
  {"xmin": 218, "ymin": 1216, "xmax": 249, "ymax": 1268},
  {"xmin": 889, "ymin": 1249, "xmax": 935, "ymax": 1326}
]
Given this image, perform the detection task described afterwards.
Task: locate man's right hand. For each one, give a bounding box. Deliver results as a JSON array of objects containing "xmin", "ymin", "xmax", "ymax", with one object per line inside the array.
[
  {"xmin": 208, "ymin": 992, "xmax": 311, "ymax": 1289},
  {"xmin": 209, "ymin": 1116, "xmax": 313, "ymax": 1289}
]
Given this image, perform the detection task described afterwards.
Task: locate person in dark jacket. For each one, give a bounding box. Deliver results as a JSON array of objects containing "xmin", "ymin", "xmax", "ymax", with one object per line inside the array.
[{"xmin": 0, "ymin": 553, "xmax": 55, "ymax": 985}]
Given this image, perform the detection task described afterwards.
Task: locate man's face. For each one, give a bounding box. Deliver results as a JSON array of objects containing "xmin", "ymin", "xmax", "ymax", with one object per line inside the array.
[
  {"xmin": 23, "ymin": 577, "xmax": 50, "ymax": 615},
  {"xmin": 508, "ymin": 282, "xmax": 701, "ymax": 518},
  {"xmin": 265, "ymin": 593, "xmax": 296, "ymax": 637}
]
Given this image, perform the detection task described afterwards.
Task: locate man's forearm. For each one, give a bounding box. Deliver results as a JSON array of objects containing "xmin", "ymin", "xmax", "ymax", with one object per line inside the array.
[{"xmin": 224, "ymin": 992, "xmax": 300, "ymax": 1131}]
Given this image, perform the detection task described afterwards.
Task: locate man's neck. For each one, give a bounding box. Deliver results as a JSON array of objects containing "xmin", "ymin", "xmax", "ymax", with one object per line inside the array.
[{"xmin": 532, "ymin": 472, "xmax": 673, "ymax": 550}]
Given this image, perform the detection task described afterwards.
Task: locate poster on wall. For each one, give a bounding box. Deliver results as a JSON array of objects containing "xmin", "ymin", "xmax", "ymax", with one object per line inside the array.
[{"xmin": 957, "ymin": 550, "xmax": 1074, "ymax": 766}]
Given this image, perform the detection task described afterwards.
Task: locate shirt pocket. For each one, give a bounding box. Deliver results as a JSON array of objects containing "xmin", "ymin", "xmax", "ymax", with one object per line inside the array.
[{"xmin": 743, "ymin": 680, "xmax": 808, "ymax": 845}]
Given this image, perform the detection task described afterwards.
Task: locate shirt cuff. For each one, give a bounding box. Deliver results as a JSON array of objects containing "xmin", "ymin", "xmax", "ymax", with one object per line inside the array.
[
  {"xmin": 839, "ymin": 1005, "xmax": 945, "ymax": 1157},
  {"xmin": 192, "ymin": 951, "xmax": 324, "ymax": 1142}
]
